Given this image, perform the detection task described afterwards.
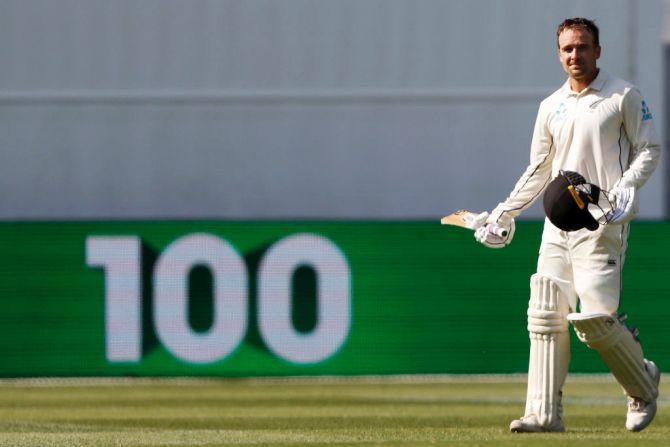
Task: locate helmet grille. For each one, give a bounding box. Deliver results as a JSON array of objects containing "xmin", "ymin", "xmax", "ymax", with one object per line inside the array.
[{"xmin": 562, "ymin": 170, "xmax": 587, "ymax": 186}]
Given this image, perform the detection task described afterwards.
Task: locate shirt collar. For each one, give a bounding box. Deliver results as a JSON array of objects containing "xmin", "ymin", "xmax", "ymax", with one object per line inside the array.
[{"xmin": 561, "ymin": 69, "xmax": 608, "ymax": 97}]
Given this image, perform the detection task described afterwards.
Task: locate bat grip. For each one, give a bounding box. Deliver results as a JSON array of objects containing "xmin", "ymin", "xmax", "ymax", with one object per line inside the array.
[{"xmin": 486, "ymin": 223, "xmax": 508, "ymax": 238}]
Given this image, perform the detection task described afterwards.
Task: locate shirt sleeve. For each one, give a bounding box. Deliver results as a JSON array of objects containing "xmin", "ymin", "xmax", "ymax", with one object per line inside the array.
[
  {"xmin": 618, "ymin": 88, "xmax": 661, "ymax": 190},
  {"xmin": 490, "ymin": 103, "xmax": 555, "ymax": 224}
]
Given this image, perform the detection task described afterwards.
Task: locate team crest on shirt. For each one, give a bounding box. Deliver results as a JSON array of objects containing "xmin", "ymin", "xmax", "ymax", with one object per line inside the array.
[
  {"xmin": 554, "ymin": 102, "xmax": 567, "ymax": 122},
  {"xmin": 641, "ymin": 100, "xmax": 653, "ymax": 121}
]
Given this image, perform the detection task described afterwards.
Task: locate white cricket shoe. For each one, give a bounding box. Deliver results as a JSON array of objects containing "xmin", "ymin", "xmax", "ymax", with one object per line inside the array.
[
  {"xmin": 509, "ymin": 414, "xmax": 565, "ymax": 433},
  {"xmin": 625, "ymin": 359, "xmax": 661, "ymax": 432}
]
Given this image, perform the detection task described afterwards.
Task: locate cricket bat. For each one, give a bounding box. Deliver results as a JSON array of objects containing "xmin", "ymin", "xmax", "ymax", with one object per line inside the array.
[{"xmin": 440, "ymin": 210, "xmax": 508, "ymax": 237}]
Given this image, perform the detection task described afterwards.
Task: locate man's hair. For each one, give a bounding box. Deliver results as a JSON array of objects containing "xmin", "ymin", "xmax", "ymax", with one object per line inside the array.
[{"xmin": 556, "ymin": 18, "xmax": 599, "ymax": 47}]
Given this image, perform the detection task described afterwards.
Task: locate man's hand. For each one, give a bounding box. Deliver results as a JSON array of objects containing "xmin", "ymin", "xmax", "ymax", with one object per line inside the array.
[
  {"xmin": 606, "ymin": 186, "xmax": 637, "ymax": 224},
  {"xmin": 466, "ymin": 211, "xmax": 490, "ymax": 229},
  {"xmin": 474, "ymin": 214, "xmax": 515, "ymax": 249}
]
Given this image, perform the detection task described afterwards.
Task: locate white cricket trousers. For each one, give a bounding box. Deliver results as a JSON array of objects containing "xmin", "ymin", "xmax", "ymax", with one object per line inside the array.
[{"xmin": 536, "ymin": 218, "xmax": 629, "ymax": 315}]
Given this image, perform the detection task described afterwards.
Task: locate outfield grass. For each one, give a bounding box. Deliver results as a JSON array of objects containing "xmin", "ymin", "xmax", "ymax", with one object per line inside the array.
[{"xmin": 0, "ymin": 375, "xmax": 667, "ymax": 447}]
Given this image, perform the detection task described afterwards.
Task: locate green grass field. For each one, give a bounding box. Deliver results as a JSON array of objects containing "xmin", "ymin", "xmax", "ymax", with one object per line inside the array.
[{"xmin": 0, "ymin": 375, "xmax": 667, "ymax": 447}]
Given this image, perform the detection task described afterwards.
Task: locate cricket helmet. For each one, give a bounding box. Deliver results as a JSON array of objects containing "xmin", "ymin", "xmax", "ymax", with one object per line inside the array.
[{"xmin": 543, "ymin": 170, "xmax": 601, "ymax": 231}]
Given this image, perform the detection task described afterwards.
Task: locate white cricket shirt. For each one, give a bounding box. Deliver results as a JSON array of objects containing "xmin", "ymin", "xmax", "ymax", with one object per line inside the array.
[{"xmin": 492, "ymin": 69, "xmax": 661, "ymax": 222}]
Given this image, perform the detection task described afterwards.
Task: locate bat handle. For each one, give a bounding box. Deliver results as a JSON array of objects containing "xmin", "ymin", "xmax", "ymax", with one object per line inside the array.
[{"xmin": 486, "ymin": 223, "xmax": 508, "ymax": 238}]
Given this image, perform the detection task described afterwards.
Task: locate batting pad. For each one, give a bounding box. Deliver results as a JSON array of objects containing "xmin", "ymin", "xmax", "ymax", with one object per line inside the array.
[
  {"xmin": 567, "ymin": 313, "xmax": 658, "ymax": 402},
  {"xmin": 524, "ymin": 274, "xmax": 572, "ymax": 427}
]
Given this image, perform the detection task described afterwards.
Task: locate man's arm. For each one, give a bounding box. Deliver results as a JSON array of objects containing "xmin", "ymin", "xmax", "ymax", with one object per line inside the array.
[
  {"xmin": 474, "ymin": 103, "xmax": 554, "ymax": 249},
  {"xmin": 489, "ymin": 104, "xmax": 555, "ymax": 226},
  {"xmin": 605, "ymin": 88, "xmax": 661, "ymax": 225},
  {"xmin": 619, "ymin": 88, "xmax": 661, "ymax": 190}
]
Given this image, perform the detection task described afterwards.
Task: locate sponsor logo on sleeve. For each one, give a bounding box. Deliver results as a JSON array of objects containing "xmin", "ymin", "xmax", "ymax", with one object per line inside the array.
[{"xmin": 641, "ymin": 100, "xmax": 653, "ymax": 121}]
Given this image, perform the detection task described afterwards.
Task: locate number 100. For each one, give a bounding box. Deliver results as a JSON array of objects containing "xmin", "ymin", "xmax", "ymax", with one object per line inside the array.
[{"xmin": 86, "ymin": 233, "xmax": 351, "ymax": 365}]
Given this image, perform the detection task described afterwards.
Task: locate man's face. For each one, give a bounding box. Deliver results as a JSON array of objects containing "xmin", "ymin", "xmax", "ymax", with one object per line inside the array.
[{"xmin": 557, "ymin": 27, "xmax": 601, "ymax": 81}]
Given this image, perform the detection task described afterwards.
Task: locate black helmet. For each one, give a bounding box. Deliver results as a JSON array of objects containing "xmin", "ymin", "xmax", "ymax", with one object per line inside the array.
[{"xmin": 543, "ymin": 170, "xmax": 601, "ymax": 231}]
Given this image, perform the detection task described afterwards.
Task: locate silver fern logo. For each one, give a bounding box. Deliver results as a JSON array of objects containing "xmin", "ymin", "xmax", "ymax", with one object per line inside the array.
[{"xmin": 554, "ymin": 102, "xmax": 567, "ymax": 122}]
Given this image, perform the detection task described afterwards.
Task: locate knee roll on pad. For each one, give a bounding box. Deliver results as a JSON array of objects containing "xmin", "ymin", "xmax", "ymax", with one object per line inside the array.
[
  {"xmin": 524, "ymin": 274, "xmax": 572, "ymax": 427},
  {"xmin": 527, "ymin": 274, "xmax": 571, "ymax": 334},
  {"xmin": 567, "ymin": 313, "xmax": 658, "ymax": 402}
]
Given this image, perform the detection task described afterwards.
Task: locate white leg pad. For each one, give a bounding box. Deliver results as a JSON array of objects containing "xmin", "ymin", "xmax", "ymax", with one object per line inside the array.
[
  {"xmin": 524, "ymin": 274, "xmax": 572, "ymax": 427},
  {"xmin": 567, "ymin": 313, "xmax": 658, "ymax": 402}
]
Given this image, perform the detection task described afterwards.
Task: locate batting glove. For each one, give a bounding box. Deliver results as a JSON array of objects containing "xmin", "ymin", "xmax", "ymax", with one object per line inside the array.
[
  {"xmin": 606, "ymin": 186, "xmax": 637, "ymax": 225},
  {"xmin": 474, "ymin": 214, "xmax": 515, "ymax": 249}
]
